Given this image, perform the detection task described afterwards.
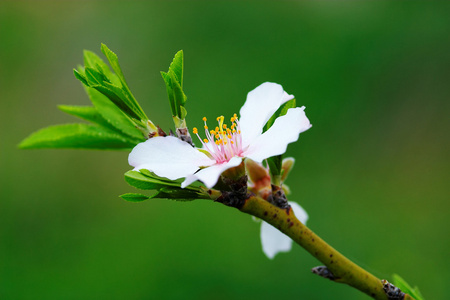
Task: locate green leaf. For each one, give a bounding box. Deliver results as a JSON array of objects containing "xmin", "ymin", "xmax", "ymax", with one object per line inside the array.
[
  {"xmin": 100, "ymin": 44, "xmax": 126, "ymax": 85},
  {"xmin": 392, "ymin": 274, "xmax": 424, "ymax": 300},
  {"xmin": 120, "ymin": 193, "xmax": 150, "ymax": 202},
  {"xmin": 19, "ymin": 124, "xmax": 136, "ymax": 150},
  {"xmin": 58, "ymin": 105, "xmax": 116, "ymax": 131},
  {"xmin": 86, "ymin": 87, "xmax": 144, "ymax": 142},
  {"xmin": 267, "ymin": 155, "xmax": 282, "ymax": 177},
  {"xmin": 168, "ymin": 70, "xmax": 187, "ymax": 119},
  {"xmin": 161, "ymin": 51, "xmax": 187, "ymax": 120},
  {"xmin": 100, "ymin": 44, "xmax": 148, "ymax": 121},
  {"xmin": 84, "ymin": 67, "xmax": 108, "ymax": 86},
  {"xmin": 83, "ymin": 50, "xmax": 120, "ymax": 84},
  {"xmin": 264, "ymin": 98, "xmax": 297, "ymax": 131},
  {"xmin": 169, "ymin": 50, "xmax": 183, "ymax": 87},
  {"xmin": 91, "ymin": 84, "xmax": 141, "ymax": 120},
  {"xmin": 161, "ymin": 71, "xmax": 176, "ymax": 115},
  {"xmin": 73, "ymin": 69, "xmax": 88, "ymax": 86},
  {"xmin": 124, "ymin": 170, "xmax": 176, "ymax": 190}
]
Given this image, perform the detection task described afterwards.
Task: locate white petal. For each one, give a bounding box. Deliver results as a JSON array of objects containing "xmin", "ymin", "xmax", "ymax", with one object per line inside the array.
[
  {"xmin": 260, "ymin": 220, "xmax": 292, "ymax": 259},
  {"xmin": 244, "ymin": 107, "xmax": 311, "ymax": 162},
  {"xmin": 129, "ymin": 136, "xmax": 214, "ymax": 180},
  {"xmin": 260, "ymin": 201, "xmax": 308, "ymax": 259},
  {"xmin": 239, "ymin": 82, "xmax": 294, "ymax": 148},
  {"xmin": 181, "ymin": 156, "xmax": 243, "ymax": 188}
]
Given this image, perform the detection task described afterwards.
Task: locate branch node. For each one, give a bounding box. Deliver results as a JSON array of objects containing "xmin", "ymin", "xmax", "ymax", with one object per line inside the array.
[
  {"xmin": 269, "ymin": 184, "xmax": 290, "ymax": 209},
  {"xmin": 216, "ymin": 176, "xmax": 249, "ymax": 209},
  {"xmin": 311, "ymin": 266, "xmax": 337, "ymax": 281},
  {"xmin": 381, "ymin": 279, "xmax": 406, "ymax": 300}
]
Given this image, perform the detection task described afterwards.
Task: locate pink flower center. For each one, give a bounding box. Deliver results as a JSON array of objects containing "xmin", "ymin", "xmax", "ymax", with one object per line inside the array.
[{"xmin": 192, "ymin": 114, "xmax": 244, "ymax": 164}]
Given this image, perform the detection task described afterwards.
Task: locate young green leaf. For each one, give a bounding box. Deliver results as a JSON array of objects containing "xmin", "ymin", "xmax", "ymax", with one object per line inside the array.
[
  {"xmin": 84, "ymin": 67, "xmax": 109, "ymax": 86},
  {"xmin": 73, "ymin": 69, "xmax": 88, "ymax": 86},
  {"xmin": 120, "ymin": 193, "xmax": 150, "ymax": 202},
  {"xmin": 58, "ymin": 105, "xmax": 116, "ymax": 132},
  {"xmin": 86, "ymin": 87, "xmax": 145, "ymax": 142},
  {"xmin": 124, "ymin": 170, "xmax": 176, "ymax": 190},
  {"xmin": 264, "ymin": 98, "xmax": 297, "ymax": 131},
  {"xmin": 161, "ymin": 50, "xmax": 187, "ymax": 120},
  {"xmin": 161, "ymin": 71, "xmax": 176, "ymax": 115},
  {"xmin": 91, "ymin": 84, "xmax": 141, "ymax": 121},
  {"xmin": 267, "ymin": 155, "xmax": 282, "ymax": 177},
  {"xmin": 169, "ymin": 71, "xmax": 187, "ymax": 115},
  {"xmin": 19, "ymin": 123, "xmax": 136, "ymax": 150},
  {"xmin": 169, "ymin": 50, "xmax": 183, "ymax": 87},
  {"xmin": 100, "ymin": 44, "xmax": 148, "ymax": 121},
  {"xmin": 83, "ymin": 50, "xmax": 120, "ymax": 86}
]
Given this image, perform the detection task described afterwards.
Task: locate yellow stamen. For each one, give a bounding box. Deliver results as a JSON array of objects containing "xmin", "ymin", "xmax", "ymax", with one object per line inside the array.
[
  {"xmin": 203, "ymin": 117, "xmax": 207, "ymax": 122},
  {"xmin": 203, "ymin": 139, "xmax": 208, "ymax": 143},
  {"xmin": 210, "ymin": 130, "xmax": 215, "ymax": 135},
  {"xmin": 204, "ymin": 125, "xmax": 208, "ymax": 129},
  {"xmin": 193, "ymin": 127, "xmax": 198, "ymax": 134}
]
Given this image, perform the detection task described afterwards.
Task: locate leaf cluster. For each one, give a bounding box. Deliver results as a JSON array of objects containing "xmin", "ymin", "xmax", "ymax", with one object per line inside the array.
[{"xmin": 19, "ymin": 44, "xmax": 148, "ymax": 150}]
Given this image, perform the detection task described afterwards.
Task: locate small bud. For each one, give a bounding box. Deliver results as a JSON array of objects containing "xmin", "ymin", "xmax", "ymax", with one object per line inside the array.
[{"xmin": 281, "ymin": 157, "xmax": 295, "ymax": 182}]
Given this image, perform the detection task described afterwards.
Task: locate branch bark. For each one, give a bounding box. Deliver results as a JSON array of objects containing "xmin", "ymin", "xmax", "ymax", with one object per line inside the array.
[{"xmin": 239, "ymin": 195, "xmax": 415, "ymax": 300}]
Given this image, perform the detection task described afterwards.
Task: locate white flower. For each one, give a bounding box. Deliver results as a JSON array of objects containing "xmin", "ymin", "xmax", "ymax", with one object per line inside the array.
[
  {"xmin": 260, "ymin": 201, "xmax": 309, "ymax": 259},
  {"xmin": 128, "ymin": 82, "xmax": 311, "ymax": 189}
]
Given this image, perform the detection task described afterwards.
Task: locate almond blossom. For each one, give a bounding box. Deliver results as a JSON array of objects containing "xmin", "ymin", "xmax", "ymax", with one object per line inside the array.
[{"xmin": 128, "ymin": 82, "xmax": 311, "ymax": 189}]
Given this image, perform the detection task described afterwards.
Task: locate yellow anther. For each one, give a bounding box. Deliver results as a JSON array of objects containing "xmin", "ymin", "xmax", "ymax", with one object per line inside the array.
[
  {"xmin": 231, "ymin": 124, "xmax": 235, "ymax": 129},
  {"xmin": 227, "ymin": 134, "xmax": 232, "ymax": 139},
  {"xmin": 224, "ymin": 141, "xmax": 227, "ymax": 145},
  {"xmin": 204, "ymin": 125, "xmax": 208, "ymax": 129},
  {"xmin": 232, "ymin": 129, "xmax": 236, "ymax": 133},
  {"xmin": 233, "ymin": 113, "xmax": 237, "ymax": 118},
  {"xmin": 215, "ymin": 140, "xmax": 220, "ymax": 145},
  {"xmin": 222, "ymin": 124, "xmax": 227, "ymax": 129},
  {"xmin": 231, "ymin": 141, "xmax": 234, "ymax": 144},
  {"xmin": 202, "ymin": 117, "xmax": 207, "ymax": 122},
  {"xmin": 215, "ymin": 126, "xmax": 219, "ymax": 132},
  {"xmin": 193, "ymin": 127, "xmax": 198, "ymax": 134},
  {"xmin": 215, "ymin": 134, "xmax": 220, "ymax": 139},
  {"xmin": 210, "ymin": 130, "xmax": 216, "ymax": 135},
  {"xmin": 238, "ymin": 130, "xmax": 241, "ymax": 134},
  {"xmin": 203, "ymin": 139, "xmax": 209, "ymax": 143}
]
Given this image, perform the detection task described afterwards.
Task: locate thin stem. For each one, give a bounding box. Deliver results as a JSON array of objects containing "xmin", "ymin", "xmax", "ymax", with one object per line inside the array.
[{"xmin": 239, "ymin": 196, "xmax": 415, "ymax": 300}]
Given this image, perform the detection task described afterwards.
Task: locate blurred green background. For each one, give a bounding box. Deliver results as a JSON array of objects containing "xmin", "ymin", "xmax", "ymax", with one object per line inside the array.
[{"xmin": 1, "ymin": 1, "xmax": 449, "ymax": 299}]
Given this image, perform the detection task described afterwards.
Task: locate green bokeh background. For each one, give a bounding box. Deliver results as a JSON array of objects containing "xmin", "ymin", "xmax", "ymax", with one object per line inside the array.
[{"xmin": 1, "ymin": 1, "xmax": 449, "ymax": 299}]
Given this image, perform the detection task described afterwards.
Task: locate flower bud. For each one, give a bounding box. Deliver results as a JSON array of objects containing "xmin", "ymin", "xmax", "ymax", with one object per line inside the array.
[{"xmin": 281, "ymin": 157, "xmax": 295, "ymax": 182}]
